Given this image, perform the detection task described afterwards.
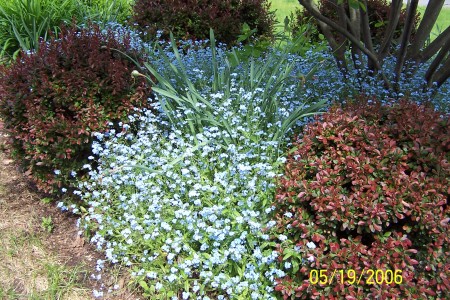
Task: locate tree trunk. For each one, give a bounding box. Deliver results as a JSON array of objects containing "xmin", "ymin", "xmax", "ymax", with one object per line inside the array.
[
  {"xmin": 378, "ymin": 0, "xmax": 403, "ymax": 61},
  {"xmin": 298, "ymin": 0, "xmax": 450, "ymax": 93},
  {"xmin": 407, "ymin": 0, "xmax": 445, "ymax": 62},
  {"xmin": 394, "ymin": 0, "xmax": 419, "ymax": 83}
]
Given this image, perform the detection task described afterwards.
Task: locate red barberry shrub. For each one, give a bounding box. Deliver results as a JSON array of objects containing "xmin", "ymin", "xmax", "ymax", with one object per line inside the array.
[
  {"xmin": 273, "ymin": 98, "xmax": 449, "ymax": 299},
  {"xmin": 294, "ymin": 0, "xmax": 420, "ymax": 47},
  {"xmin": 130, "ymin": 0, "xmax": 275, "ymax": 46},
  {"xmin": 0, "ymin": 24, "xmax": 154, "ymax": 194}
]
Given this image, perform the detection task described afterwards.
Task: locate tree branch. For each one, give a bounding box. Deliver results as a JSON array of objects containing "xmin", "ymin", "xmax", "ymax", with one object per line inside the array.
[
  {"xmin": 350, "ymin": 6, "xmax": 364, "ymax": 72},
  {"xmin": 419, "ymin": 26, "xmax": 450, "ymax": 63},
  {"xmin": 298, "ymin": 0, "xmax": 390, "ymax": 88},
  {"xmin": 299, "ymin": 0, "xmax": 347, "ymax": 71},
  {"xmin": 407, "ymin": 0, "xmax": 445, "ymax": 61},
  {"xmin": 425, "ymin": 36, "xmax": 450, "ymax": 87},
  {"xmin": 378, "ymin": 0, "xmax": 403, "ymax": 61},
  {"xmin": 298, "ymin": 0, "xmax": 373, "ymax": 57},
  {"xmin": 433, "ymin": 56, "xmax": 450, "ymax": 88},
  {"xmin": 394, "ymin": 0, "xmax": 419, "ymax": 82},
  {"xmin": 360, "ymin": 0, "xmax": 375, "ymax": 72}
]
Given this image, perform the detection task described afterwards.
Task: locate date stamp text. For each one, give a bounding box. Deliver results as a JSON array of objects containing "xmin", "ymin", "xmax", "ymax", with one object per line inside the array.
[{"xmin": 309, "ymin": 269, "xmax": 403, "ymax": 285}]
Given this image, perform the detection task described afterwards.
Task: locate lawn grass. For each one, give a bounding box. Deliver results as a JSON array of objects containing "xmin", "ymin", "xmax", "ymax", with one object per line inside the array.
[
  {"xmin": 417, "ymin": 6, "xmax": 450, "ymax": 40},
  {"xmin": 0, "ymin": 215, "xmax": 91, "ymax": 300},
  {"xmin": 0, "ymin": 171, "xmax": 91, "ymax": 300},
  {"xmin": 269, "ymin": 0, "xmax": 301, "ymax": 27}
]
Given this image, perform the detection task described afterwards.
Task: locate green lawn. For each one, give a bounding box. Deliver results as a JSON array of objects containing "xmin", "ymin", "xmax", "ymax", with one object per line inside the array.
[
  {"xmin": 269, "ymin": 0, "xmax": 302, "ymax": 28},
  {"xmin": 417, "ymin": 6, "xmax": 450, "ymax": 39}
]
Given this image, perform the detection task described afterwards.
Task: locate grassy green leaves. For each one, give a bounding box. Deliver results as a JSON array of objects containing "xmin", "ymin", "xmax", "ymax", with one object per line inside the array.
[{"xmin": 144, "ymin": 29, "xmax": 326, "ymax": 153}]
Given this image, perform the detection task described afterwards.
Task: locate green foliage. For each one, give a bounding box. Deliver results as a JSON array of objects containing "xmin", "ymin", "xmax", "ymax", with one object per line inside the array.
[
  {"xmin": 41, "ymin": 216, "xmax": 54, "ymax": 233},
  {"xmin": 75, "ymin": 103, "xmax": 287, "ymax": 299},
  {"xmin": 41, "ymin": 197, "xmax": 53, "ymax": 204},
  {"xmin": 77, "ymin": 0, "xmax": 134, "ymax": 25},
  {"xmin": 274, "ymin": 98, "xmax": 450, "ymax": 298},
  {"xmin": 0, "ymin": 287, "xmax": 20, "ymax": 299},
  {"xmin": 290, "ymin": 13, "xmax": 325, "ymax": 43},
  {"xmin": 130, "ymin": 0, "xmax": 275, "ymax": 46},
  {"xmin": 140, "ymin": 30, "xmax": 326, "ymax": 154},
  {"xmin": 0, "ymin": 0, "xmax": 79, "ymax": 60},
  {"xmin": 278, "ymin": 12, "xmax": 326, "ymax": 54},
  {"xmin": 0, "ymin": 24, "xmax": 154, "ymax": 194},
  {"xmin": 0, "ymin": 0, "xmax": 134, "ymax": 62}
]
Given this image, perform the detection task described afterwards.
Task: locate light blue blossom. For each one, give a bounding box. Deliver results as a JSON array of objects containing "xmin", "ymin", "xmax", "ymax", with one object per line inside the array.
[
  {"xmin": 66, "ymin": 29, "xmax": 449, "ymax": 300},
  {"xmin": 307, "ymin": 241, "xmax": 317, "ymax": 249},
  {"xmin": 278, "ymin": 235, "xmax": 287, "ymax": 242}
]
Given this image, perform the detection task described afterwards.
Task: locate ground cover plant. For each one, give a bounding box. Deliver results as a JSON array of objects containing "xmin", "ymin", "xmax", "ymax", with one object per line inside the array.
[
  {"xmin": 68, "ymin": 32, "xmax": 329, "ymax": 299},
  {"xmin": 57, "ymin": 23, "xmax": 450, "ymax": 298},
  {"xmin": 0, "ymin": 133, "xmax": 140, "ymax": 300},
  {"xmin": 0, "ymin": 23, "xmax": 153, "ymax": 194}
]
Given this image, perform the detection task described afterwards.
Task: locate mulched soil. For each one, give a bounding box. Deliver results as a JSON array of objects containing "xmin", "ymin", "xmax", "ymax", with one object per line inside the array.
[{"xmin": 0, "ymin": 119, "xmax": 142, "ymax": 300}]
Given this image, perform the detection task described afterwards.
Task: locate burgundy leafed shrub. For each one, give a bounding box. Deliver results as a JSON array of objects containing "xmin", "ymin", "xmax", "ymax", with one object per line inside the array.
[
  {"xmin": 273, "ymin": 98, "xmax": 449, "ymax": 299},
  {"xmin": 0, "ymin": 24, "xmax": 154, "ymax": 194},
  {"xmin": 294, "ymin": 0, "xmax": 420, "ymax": 47},
  {"xmin": 130, "ymin": 0, "xmax": 275, "ymax": 46}
]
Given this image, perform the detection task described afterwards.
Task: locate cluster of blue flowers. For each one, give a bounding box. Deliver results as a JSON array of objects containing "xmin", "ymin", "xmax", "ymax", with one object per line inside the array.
[
  {"xmin": 58, "ymin": 22, "xmax": 449, "ymax": 299},
  {"xmin": 75, "ymin": 103, "xmax": 290, "ymax": 298}
]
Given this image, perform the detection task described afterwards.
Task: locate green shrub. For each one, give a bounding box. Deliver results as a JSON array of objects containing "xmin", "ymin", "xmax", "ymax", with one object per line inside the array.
[
  {"xmin": 294, "ymin": 0, "xmax": 420, "ymax": 47},
  {"xmin": 0, "ymin": 24, "xmax": 154, "ymax": 194},
  {"xmin": 130, "ymin": 0, "xmax": 275, "ymax": 46},
  {"xmin": 273, "ymin": 98, "xmax": 449, "ymax": 298}
]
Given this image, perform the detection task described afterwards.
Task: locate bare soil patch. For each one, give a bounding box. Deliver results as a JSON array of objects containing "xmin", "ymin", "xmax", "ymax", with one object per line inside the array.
[{"xmin": 0, "ymin": 120, "xmax": 142, "ymax": 300}]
